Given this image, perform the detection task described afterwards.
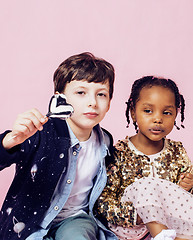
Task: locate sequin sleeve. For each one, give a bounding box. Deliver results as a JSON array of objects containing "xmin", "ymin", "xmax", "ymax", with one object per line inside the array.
[
  {"xmin": 175, "ymin": 141, "xmax": 193, "ymax": 194},
  {"xmin": 97, "ymin": 145, "xmax": 138, "ymax": 227},
  {"xmin": 177, "ymin": 141, "xmax": 192, "ymax": 168}
]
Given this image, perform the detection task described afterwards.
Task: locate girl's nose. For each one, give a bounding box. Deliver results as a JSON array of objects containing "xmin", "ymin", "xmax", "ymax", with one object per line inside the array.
[{"xmin": 153, "ymin": 115, "xmax": 163, "ymax": 124}]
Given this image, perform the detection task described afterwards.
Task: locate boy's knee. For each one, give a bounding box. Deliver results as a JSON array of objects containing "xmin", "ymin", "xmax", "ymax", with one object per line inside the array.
[
  {"xmin": 55, "ymin": 214, "xmax": 98, "ymax": 240},
  {"xmin": 56, "ymin": 227, "xmax": 97, "ymax": 240}
]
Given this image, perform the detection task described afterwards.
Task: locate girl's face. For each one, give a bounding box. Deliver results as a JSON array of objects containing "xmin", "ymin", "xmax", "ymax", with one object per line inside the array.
[{"xmin": 131, "ymin": 85, "xmax": 177, "ymax": 144}]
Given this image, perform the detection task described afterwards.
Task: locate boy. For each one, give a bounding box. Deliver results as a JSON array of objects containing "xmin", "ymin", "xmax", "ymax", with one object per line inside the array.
[{"xmin": 0, "ymin": 52, "xmax": 118, "ymax": 240}]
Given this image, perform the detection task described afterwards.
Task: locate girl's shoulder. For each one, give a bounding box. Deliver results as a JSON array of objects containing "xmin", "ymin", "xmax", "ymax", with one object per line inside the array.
[
  {"xmin": 164, "ymin": 138, "xmax": 190, "ymax": 163},
  {"xmin": 113, "ymin": 136, "xmax": 147, "ymax": 162},
  {"xmin": 114, "ymin": 136, "xmax": 130, "ymax": 151},
  {"xmin": 165, "ymin": 138, "xmax": 184, "ymax": 151},
  {"xmin": 112, "ymin": 136, "xmax": 133, "ymax": 165}
]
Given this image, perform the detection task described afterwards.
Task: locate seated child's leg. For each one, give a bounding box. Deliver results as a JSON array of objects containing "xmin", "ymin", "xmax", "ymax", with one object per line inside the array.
[
  {"xmin": 147, "ymin": 223, "xmax": 189, "ymax": 240},
  {"xmin": 45, "ymin": 213, "xmax": 98, "ymax": 240},
  {"xmin": 146, "ymin": 221, "xmax": 168, "ymax": 238},
  {"xmin": 175, "ymin": 238, "xmax": 189, "ymax": 240}
]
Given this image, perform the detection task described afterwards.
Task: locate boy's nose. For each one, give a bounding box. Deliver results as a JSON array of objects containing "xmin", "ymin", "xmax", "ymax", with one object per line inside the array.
[{"xmin": 88, "ymin": 97, "xmax": 97, "ymax": 107}]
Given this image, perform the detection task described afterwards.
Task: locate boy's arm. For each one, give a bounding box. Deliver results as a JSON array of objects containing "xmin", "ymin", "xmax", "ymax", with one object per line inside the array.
[{"xmin": 3, "ymin": 108, "xmax": 48, "ymax": 150}]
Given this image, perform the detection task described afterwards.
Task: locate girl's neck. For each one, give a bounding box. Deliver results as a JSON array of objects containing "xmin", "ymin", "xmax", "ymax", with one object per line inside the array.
[{"xmin": 130, "ymin": 134, "xmax": 164, "ymax": 155}]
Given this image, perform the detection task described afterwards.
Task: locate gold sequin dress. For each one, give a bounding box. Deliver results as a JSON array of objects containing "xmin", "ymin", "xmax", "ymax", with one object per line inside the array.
[{"xmin": 97, "ymin": 137, "xmax": 193, "ymax": 240}]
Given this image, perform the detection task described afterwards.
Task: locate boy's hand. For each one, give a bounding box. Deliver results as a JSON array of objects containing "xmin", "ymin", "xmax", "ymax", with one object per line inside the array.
[
  {"xmin": 179, "ymin": 172, "xmax": 193, "ymax": 192},
  {"xmin": 2, "ymin": 108, "xmax": 48, "ymax": 150}
]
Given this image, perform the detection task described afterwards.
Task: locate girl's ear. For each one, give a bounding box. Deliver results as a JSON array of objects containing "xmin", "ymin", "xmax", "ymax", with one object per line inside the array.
[{"xmin": 130, "ymin": 107, "xmax": 136, "ymax": 122}]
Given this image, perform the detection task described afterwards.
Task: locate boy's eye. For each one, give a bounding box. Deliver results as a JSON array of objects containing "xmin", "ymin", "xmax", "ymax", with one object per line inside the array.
[
  {"xmin": 76, "ymin": 91, "xmax": 85, "ymax": 95},
  {"xmin": 98, "ymin": 93, "xmax": 107, "ymax": 97}
]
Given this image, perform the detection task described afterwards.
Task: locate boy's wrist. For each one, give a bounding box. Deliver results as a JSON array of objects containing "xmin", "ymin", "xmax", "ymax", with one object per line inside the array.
[{"xmin": 2, "ymin": 132, "xmax": 17, "ymax": 150}]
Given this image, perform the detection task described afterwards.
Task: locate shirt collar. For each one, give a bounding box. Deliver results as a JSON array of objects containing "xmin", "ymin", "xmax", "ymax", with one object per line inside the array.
[
  {"xmin": 66, "ymin": 121, "xmax": 79, "ymax": 148},
  {"xmin": 66, "ymin": 122, "xmax": 108, "ymax": 151}
]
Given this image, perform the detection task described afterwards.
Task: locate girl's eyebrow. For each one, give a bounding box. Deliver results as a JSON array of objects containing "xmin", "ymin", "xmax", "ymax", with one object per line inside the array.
[
  {"xmin": 142, "ymin": 103, "xmax": 153, "ymax": 107},
  {"xmin": 164, "ymin": 105, "xmax": 176, "ymax": 109},
  {"xmin": 142, "ymin": 103, "xmax": 175, "ymax": 109}
]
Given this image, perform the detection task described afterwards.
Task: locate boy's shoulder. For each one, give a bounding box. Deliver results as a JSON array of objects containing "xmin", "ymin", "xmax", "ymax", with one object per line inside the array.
[{"xmin": 101, "ymin": 127, "xmax": 113, "ymax": 146}]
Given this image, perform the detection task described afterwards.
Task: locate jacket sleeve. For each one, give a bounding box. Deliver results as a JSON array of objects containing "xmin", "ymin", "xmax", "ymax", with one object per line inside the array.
[
  {"xmin": 0, "ymin": 131, "xmax": 21, "ymax": 169},
  {"xmin": 97, "ymin": 149, "xmax": 137, "ymax": 227},
  {"xmin": 0, "ymin": 130, "xmax": 38, "ymax": 170}
]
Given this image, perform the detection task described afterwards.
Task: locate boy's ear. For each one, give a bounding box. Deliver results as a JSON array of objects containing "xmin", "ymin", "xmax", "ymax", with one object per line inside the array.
[{"xmin": 107, "ymin": 100, "xmax": 111, "ymax": 112}]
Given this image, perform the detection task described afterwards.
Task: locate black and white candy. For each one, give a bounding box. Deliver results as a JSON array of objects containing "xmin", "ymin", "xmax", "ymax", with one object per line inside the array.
[{"xmin": 47, "ymin": 94, "xmax": 74, "ymax": 119}]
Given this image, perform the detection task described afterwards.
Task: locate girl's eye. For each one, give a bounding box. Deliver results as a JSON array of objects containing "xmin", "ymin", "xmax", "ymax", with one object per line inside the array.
[
  {"xmin": 164, "ymin": 111, "xmax": 172, "ymax": 115},
  {"xmin": 144, "ymin": 109, "xmax": 152, "ymax": 113}
]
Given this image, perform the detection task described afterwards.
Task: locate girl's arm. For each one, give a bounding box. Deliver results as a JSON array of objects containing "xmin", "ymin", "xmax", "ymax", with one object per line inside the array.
[
  {"xmin": 177, "ymin": 144, "xmax": 193, "ymax": 193},
  {"xmin": 97, "ymin": 151, "xmax": 138, "ymax": 227},
  {"xmin": 179, "ymin": 172, "xmax": 193, "ymax": 193}
]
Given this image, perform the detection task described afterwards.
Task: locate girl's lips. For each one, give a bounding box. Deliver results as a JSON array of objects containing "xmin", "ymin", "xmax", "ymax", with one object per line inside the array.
[{"xmin": 149, "ymin": 127, "xmax": 164, "ymax": 134}]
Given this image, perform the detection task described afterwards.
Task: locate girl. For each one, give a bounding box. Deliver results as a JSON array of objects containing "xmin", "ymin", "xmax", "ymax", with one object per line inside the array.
[{"xmin": 97, "ymin": 76, "xmax": 193, "ymax": 240}]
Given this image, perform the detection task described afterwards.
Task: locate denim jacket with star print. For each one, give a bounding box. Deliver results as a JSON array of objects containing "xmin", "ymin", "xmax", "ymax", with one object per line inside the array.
[{"xmin": 0, "ymin": 118, "xmax": 117, "ymax": 240}]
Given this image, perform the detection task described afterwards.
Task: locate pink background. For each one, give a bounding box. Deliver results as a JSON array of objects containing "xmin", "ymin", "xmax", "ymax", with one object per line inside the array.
[{"xmin": 1, "ymin": 0, "xmax": 193, "ymax": 207}]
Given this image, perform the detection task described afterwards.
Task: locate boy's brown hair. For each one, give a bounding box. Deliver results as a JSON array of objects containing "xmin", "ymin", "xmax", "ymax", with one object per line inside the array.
[{"xmin": 53, "ymin": 52, "xmax": 115, "ymax": 99}]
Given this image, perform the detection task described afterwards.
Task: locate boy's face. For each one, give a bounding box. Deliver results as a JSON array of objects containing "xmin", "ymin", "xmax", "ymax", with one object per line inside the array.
[{"xmin": 63, "ymin": 80, "xmax": 111, "ymax": 141}]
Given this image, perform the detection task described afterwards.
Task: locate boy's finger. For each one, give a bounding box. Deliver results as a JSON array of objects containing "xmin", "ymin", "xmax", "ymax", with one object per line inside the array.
[
  {"xmin": 30, "ymin": 108, "xmax": 47, "ymax": 123},
  {"xmin": 21, "ymin": 110, "xmax": 47, "ymax": 131},
  {"xmin": 15, "ymin": 115, "xmax": 42, "ymax": 132}
]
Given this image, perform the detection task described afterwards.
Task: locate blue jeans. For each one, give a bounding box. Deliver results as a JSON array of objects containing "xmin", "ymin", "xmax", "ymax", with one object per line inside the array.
[{"xmin": 43, "ymin": 213, "xmax": 98, "ymax": 240}]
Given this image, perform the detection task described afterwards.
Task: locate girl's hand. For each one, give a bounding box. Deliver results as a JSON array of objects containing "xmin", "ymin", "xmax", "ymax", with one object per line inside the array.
[
  {"xmin": 136, "ymin": 214, "xmax": 143, "ymax": 225},
  {"xmin": 2, "ymin": 108, "xmax": 48, "ymax": 150},
  {"xmin": 179, "ymin": 172, "xmax": 193, "ymax": 192}
]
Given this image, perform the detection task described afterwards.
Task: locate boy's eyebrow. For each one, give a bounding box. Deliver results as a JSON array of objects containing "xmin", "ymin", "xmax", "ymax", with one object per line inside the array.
[
  {"xmin": 73, "ymin": 86, "xmax": 87, "ymax": 89},
  {"xmin": 97, "ymin": 87, "xmax": 109, "ymax": 91},
  {"xmin": 73, "ymin": 85, "xmax": 109, "ymax": 91}
]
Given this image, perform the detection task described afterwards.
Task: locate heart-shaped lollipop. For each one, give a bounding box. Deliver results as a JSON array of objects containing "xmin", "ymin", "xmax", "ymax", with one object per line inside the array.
[
  {"xmin": 47, "ymin": 93, "xmax": 74, "ymax": 119},
  {"xmin": 8, "ymin": 94, "xmax": 73, "ymax": 142}
]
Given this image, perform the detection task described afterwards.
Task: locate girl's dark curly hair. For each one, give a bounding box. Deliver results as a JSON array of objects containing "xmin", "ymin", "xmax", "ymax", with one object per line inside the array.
[{"xmin": 125, "ymin": 76, "xmax": 185, "ymax": 132}]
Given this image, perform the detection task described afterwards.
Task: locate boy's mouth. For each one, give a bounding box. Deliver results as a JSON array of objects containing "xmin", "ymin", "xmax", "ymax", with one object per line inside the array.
[{"xmin": 84, "ymin": 112, "xmax": 98, "ymax": 118}]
